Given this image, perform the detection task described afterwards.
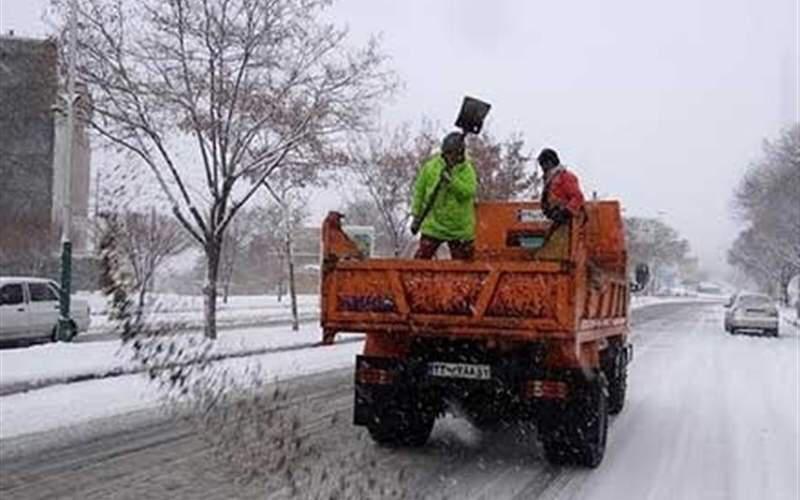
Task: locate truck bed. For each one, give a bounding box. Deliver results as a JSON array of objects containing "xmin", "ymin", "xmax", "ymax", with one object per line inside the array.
[{"xmin": 321, "ymin": 202, "xmax": 630, "ymax": 343}]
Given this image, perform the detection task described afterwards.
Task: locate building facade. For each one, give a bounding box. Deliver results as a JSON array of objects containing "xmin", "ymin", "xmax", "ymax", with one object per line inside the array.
[
  {"xmin": 0, "ymin": 36, "xmax": 58, "ymax": 236},
  {"xmin": 0, "ymin": 34, "xmax": 94, "ymax": 284}
]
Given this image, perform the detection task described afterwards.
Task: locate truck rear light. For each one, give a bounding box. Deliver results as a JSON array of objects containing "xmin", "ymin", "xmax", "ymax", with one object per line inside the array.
[
  {"xmin": 357, "ymin": 367, "xmax": 395, "ymax": 385},
  {"xmin": 522, "ymin": 380, "xmax": 568, "ymax": 400}
]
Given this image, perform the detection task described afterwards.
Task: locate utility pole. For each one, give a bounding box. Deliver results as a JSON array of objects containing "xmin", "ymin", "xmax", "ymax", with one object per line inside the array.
[{"xmin": 57, "ymin": 0, "xmax": 77, "ymax": 342}]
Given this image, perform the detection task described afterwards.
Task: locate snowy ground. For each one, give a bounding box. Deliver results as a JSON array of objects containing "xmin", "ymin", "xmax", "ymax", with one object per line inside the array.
[
  {"xmin": 1, "ymin": 301, "xmax": 796, "ymax": 499},
  {"xmin": 77, "ymin": 291, "xmax": 320, "ymax": 316},
  {"xmin": 0, "ymin": 339, "xmax": 363, "ymax": 439},
  {"xmin": 0, "ymin": 296, "xmax": 722, "ymax": 441},
  {"xmin": 0, "ymin": 323, "xmax": 360, "ymax": 393},
  {"xmin": 77, "ymin": 292, "xmax": 320, "ymax": 334}
]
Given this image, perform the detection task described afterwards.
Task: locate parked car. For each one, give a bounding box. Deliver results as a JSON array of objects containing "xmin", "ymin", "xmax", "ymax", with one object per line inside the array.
[
  {"xmin": 0, "ymin": 277, "xmax": 91, "ymax": 343},
  {"xmin": 724, "ymin": 292, "xmax": 779, "ymax": 336}
]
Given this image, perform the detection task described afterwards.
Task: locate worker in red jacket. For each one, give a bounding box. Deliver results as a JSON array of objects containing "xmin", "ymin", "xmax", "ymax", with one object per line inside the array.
[{"xmin": 537, "ymin": 148, "xmax": 585, "ymax": 225}]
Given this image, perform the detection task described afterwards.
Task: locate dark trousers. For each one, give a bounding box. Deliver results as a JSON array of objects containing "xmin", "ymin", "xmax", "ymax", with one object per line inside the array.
[{"xmin": 414, "ymin": 235, "xmax": 474, "ymax": 260}]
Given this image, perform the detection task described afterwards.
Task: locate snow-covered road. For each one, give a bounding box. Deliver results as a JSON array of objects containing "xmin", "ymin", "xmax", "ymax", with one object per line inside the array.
[
  {"xmin": 0, "ymin": 301, "xmax": 797, "ymax": 499},
  {"xmin": 554, "ymin": 301, "xmax": 799, "ymax": 499}
]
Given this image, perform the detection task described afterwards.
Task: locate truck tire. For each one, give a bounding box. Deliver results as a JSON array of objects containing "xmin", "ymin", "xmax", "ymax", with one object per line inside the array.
[
  {"xmin": 604, "ymin": 348, "xmax": 627, "ymax": 415},
  {"xmin": 541, "ymin": 376, "xmax": 608, "ymax": 468},
  {"xmin": 366, "ymin": 399, "xmax": 435, "ymax": 447}
]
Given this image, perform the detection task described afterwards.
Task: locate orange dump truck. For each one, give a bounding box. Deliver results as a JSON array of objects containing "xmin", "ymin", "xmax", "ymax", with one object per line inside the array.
[{"xmin": 320, "ymin": 200, "xmax": 642, "ymax": 467}]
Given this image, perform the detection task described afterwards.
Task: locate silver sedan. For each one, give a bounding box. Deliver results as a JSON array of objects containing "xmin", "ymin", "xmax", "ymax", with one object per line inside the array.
[{"xmin": 724, "ymin": 292, "xmax": 779, "ymax": 337}]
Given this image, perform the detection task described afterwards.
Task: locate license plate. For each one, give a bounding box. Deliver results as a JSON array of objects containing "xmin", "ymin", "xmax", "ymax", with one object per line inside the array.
[{"xmin": 428, "ymin": 362, "xmax": 491, "ymax": 380}]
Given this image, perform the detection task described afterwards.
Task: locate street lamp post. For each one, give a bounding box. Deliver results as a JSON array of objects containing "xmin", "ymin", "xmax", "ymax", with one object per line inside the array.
[{"xmin": 57, "ymin": 0, "xmax": 77, "ymax": 341}]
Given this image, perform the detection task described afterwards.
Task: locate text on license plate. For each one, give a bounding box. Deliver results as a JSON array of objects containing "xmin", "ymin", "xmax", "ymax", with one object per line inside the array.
[{"xmin": 428, "ymin": 362, "xmax": 491, "ymax": 380}]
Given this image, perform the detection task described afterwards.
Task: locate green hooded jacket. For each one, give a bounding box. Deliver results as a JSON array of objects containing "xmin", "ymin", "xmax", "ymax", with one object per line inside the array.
[{"xmin": 411, "ymin": 154, "xmax": 477, "ymax": 241}]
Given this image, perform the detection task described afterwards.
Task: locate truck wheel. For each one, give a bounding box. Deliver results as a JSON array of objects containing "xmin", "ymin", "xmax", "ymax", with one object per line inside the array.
[
  {"xmin": 541, "ymin": 376, "xmax": 608, "ymax": 468},
  {"xmin": 366, "ymin": 399, "xmax": 435, "ymax": 447},
  {"xmin": 604, "ymin": 348, "xmax": 627, "ymax": 415}
]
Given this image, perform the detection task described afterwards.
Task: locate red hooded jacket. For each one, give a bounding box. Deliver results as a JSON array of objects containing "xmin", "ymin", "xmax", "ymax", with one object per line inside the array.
[{"xmin": 542, "ymin": 166, "xmax": 585, "ymax": 219}]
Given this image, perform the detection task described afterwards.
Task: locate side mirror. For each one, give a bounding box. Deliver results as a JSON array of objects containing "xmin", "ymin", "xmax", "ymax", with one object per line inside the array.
[{"xmin": 630, "ymin": 263, "xmax": 650, "ymax": 292}]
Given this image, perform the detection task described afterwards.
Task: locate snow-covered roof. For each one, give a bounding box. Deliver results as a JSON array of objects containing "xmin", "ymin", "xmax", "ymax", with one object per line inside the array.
[{"xmin": 0, "ymin": 276, "xmax": 57, "ymax": 285}]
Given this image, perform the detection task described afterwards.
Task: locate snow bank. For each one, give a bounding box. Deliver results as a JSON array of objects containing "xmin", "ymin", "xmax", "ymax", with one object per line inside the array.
[
  {"xmin": 630, "ymin": 294, "xmax": 724, "ymax": 309},
  {"xmin": 77, "ymin": 291, "xmax": 319, "ymax": 316},
  {"xmin": 780, "ymin": 306, "xmax": 799, "ymax": 328},
  {"xmin": 0, "ymin": 340, "xmax": 363, "ymax": 439},
  {"xmin": 0, "ymin": 323, "xmax": 356, "ymax": 391},
  {"xmin": 81, "ymin": 293, "xmax": 320, "ymax": 335}
]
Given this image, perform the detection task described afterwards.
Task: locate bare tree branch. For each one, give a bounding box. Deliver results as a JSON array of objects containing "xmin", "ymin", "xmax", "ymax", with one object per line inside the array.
[{"xmin": 52, "ymin": 0, "xmax": 396, "ymax": 337}]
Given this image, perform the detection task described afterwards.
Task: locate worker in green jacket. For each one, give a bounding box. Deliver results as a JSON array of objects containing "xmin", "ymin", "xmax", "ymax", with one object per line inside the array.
[{"xmin": 410, "ymin": 132, "xmax": 477, "ymax": 260}]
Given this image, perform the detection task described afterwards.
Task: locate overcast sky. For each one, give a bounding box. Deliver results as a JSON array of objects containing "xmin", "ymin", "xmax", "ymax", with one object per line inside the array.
[{"xmin": 2, "ymin": 0, "xmax": 797, "ymax": 276}]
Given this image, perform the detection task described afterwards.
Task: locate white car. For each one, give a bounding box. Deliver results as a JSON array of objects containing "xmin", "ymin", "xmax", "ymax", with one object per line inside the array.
[
  {"xmin": 0, "ymin": 277, "xmax": 91, "ymax": 342},
  {"xmin": 724, "ymin": 292, "xmax": 779, "ymax": 337}
]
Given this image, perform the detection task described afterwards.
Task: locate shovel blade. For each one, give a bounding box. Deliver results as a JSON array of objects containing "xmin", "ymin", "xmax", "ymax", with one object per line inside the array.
[{"xmin": 455, "ymin": 96, "xmax": 491, "ymax": 134}]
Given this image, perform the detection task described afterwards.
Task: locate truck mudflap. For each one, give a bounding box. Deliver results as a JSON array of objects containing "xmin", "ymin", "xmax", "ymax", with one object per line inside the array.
[{"xmin": 353, "ymin": 354, "xmax": 604, "ymax": 426}]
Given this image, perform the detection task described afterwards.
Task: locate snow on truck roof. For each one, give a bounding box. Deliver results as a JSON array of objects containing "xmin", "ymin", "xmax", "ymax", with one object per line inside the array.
[{"xmin": 0, "ymin": 277, "xmax": 58, "ymax": 285}]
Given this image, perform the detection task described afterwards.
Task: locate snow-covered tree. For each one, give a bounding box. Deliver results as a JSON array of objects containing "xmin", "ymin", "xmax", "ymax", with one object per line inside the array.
[
  {"xmin": 467, "ymin": 131, "xmax": 539, "ymax": 201},
  {"xmin": 52, "ymin": 0, "xmax": 396, "ymax": 337},
  {"xmin": 218, "ymin": 208, "xmax": 260, "ymax": 304},
  {"xmin": 624, "ymin": 217, "xmax": 691, "ymax": 292},
  {"xmin": 729, "ymin": 124, "xmax": 800, "ymax": 303},
  {"xmin": 106, "ymin": 209, "xmax": 192, "ymax": 312},
  {"xmin": 344, "ymin": 121, "xmax": 437, "ymax": 256}
]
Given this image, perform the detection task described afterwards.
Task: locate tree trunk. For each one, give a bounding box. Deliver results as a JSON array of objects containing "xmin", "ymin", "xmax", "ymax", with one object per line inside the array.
[
  {"xmin": 137, "ymin": 281, "xmax": 147, "ymax": 318},
  {"xmin": 286, "ymin": 230, "xmax": 299, "ymax": 332},
  {"xmin": 780, "ymin": 276, "xmax": 790, "ymax": 306},
  {"xmin": 204, "ymin": 241, "xmax": 221, "ymax": 339}
]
